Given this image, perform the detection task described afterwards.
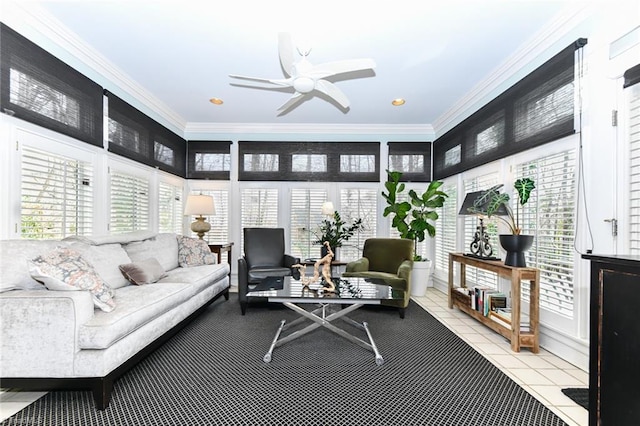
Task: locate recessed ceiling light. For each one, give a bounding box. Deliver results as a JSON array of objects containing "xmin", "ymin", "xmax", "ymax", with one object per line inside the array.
[
  {"xmin": 392, "ymin": 98, "xmax": 405, "ymax": 106},
  {"xmin": 209, "ymin": 98, "xmax": 224, "ymax": 105}
]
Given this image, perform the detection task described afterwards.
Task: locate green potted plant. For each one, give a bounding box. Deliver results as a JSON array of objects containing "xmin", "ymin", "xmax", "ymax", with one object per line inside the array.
[
  {"xmin": 382, "ymin": 170, "xmax": 448, "ymax": 295},
  {"xmin": 312, "ymin": 211, "xmax": 363, "ymax": 259},
  {"xmin": 468, "ymin": 177, "xmax": 535, "ymax": 266}
]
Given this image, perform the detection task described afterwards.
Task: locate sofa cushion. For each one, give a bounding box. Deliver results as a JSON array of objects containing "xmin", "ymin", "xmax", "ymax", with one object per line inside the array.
[
  {"xmin": 78, "ymin": 283, "xmax": 193, "ymax": 349},
  {"xmin": 69, "ymin": 242, "xmax": 132, "ymax": 289},
  {"xmin": 177, "ymin": 236, "xmax": 216, "ymax": 267},
  {"xmin": 28, "ymin": 247, "xmax": 116, "ymax": 312},
  {"xmin": 119, "ymin": 258, "xmax": 167, "ymax": 285},
  {"xmin": 124, "ymin": 233, "xmax": 179, "ymax": 271},
  {"xmin": 159, "ymin": 263, "xmax": 229, "ymax": 293}
]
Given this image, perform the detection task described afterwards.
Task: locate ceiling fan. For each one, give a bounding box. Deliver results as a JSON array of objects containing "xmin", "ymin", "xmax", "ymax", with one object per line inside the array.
[{"xmin": 229, "ymin": 33, "xmax": 376, "ymax": 113}]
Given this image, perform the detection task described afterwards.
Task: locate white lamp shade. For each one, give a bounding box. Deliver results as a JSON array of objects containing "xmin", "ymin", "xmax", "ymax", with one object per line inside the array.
[
  {"xmin": 184, "ymin": 195, "xmax": 215, "ymax": 216},
  {"xmin": 321, "ymin": 201, "xmax": 335, "ymax": 216}
]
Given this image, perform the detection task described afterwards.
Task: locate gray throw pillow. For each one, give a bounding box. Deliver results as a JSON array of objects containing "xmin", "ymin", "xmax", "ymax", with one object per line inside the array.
[{"xmin": 119, "ymin": 258, "xmax": 167, "ymax": 285}]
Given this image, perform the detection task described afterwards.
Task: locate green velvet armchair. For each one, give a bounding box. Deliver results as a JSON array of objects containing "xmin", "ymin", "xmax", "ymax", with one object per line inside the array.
[{"xmin": 342, "ymin": 238, "xmax": 414, "ymax": 318}]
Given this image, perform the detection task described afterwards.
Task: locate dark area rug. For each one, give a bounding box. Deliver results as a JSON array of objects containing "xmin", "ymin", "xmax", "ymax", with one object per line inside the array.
[
  {"xmin": 562, "ymin": 387, "xmax": 589, "ymax": 410},
  {"xmin": 2, "ymin": 296, "xmax": 569, "ymax": 425}
]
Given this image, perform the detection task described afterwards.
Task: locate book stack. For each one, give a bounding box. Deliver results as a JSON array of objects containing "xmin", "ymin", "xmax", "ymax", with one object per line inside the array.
[
  {"xmin": 470, "ymin": 287, "xmax": 507, "ymax": 317},
  {"xmin": 489, "ymin": 308, "xmax": 530, "ymax": 332}
]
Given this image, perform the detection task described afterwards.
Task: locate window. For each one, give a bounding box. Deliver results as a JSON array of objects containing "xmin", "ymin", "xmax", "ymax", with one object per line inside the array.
[
  {"xmin": 244, "ymin": 154, "xmax": 279, "ymax": 172},
  {"xmin": 434, "ymin": 40, "xmax": 584, "ymax": 179},
  {"xmin": 158, "ymin": 182, "xmax": 182, "ymax": 233},
  {"xmin": 463, "ymin": 174, "xmax": 500, "ymax": 288},
  {"xmin": 628, "ymin": 83, "xmax": 640, "ymax": 253},
  {"xmin": 10, "ymin": 69, "xmax": 80, "ymax": 129},
  {"xmin": 108, "ymin": 117, "xmax": 142, "ymax": 152},
  {"xmin": 434, "ymin": 183, "xmax": 458, "ymax": 275},
  {"xmin": 290, "ymin": 188, "xmax": 328, "ymax": 259},
  {"xmin": 518, "ymin": 149, "xmax": 577, "ymax": 317},
  {"xmin": 339, "ymin": 189, "xmax": 377, "ymax": 260},
  {"xmin": 340, "ymin": 155, "xmax": 376, "ymax": 173},
  {"xmin": 1, "ymin": 24, "xmax": 103, "ymax": 147},
  {"xmin": 238, "ymin": 141, "xmax": 379, "ymax": 182},
  {"xmin": 240, "ymin": 188, "xmax": 278, "ymax": 253},
  {"xmin": 194, "ymin": 153, "xmax": 230, "ymax": 172},
  {"xmin": 189, "ymin": 190, "xmax": 229, "ymax": 245},
  {"xmin": 154, "ymin": 141, "xmax": 174, "ymax": 167},
  {"xmin": 445, "ymin": 145, "xmax": 461, "ymax": 167},
  {"xmin": 21, "ymin": 147, "xmax": 93, "ymax": 239},
  {"xmin": 387, "ymin": 142, "xmax": 432, "ymax": 181},
  {"xmin": 109, "ymin": 170, "xmax": 149, "ymax": 234},
  {"xmin": 106, "ymin": 91, "xmax": 186, "ymax": 177},
  {"xmin": 291, "ymin": 154, "xmax": 327, "ymax": 172},
  {"xmin": 187, "ymin": 141, "xmax": 232, "ymax": 180}
]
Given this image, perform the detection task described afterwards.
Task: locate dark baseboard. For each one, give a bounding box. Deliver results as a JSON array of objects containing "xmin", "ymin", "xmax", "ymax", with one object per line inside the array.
[{"xmin": 0, "ymin": 285, "xmax": 230, "ymax": 410}]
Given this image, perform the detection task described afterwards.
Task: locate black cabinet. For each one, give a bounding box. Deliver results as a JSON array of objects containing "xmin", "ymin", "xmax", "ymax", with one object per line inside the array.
[{"xmin": 583, "ymin": 254, "xmax": 640, "ymax": 426}]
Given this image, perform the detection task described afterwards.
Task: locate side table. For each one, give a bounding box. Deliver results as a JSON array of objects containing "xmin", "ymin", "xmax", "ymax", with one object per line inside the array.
[{"xmin": 209, "ymin": 242, "xmax": 234, "ymax": 278}]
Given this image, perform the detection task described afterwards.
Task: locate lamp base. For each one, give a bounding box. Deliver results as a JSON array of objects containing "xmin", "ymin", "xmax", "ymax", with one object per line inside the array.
[
  {"xmin": 190, "ymin": 216, "xmax": 211, "ymax": 240},
  {"xmin": 468, "ymin": 218, "xmax": 496, "ymax": 259}
]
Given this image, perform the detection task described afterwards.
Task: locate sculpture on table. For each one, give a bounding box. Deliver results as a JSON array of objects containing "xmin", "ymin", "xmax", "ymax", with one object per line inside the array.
[{"xmin": 291, "ymin": 241, "xmax": 336, "ymax": 293}]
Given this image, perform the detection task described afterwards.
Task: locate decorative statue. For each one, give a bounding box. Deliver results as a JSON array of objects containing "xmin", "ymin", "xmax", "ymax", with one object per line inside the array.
[{"xmin": 291, "ymin": 241, "xmax": 336, "ymax": 293}]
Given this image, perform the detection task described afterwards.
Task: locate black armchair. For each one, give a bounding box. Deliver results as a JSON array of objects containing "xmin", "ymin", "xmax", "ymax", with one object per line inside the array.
[{"xmin": 237, "ymin": 228, "xmax": 299, "ymax": 315}]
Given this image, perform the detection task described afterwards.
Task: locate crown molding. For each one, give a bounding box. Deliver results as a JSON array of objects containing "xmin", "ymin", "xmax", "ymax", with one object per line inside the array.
[
  {"xmin": 183, "ymin": 122, "xmax": 435, "ymax": 137},
  {"xmin": 3, "ymin": 1, "xmax": 187, "ymax": 133},
  {"xmin": 433, "ymin": 3, "xmax": 594, "ymax": 137}
]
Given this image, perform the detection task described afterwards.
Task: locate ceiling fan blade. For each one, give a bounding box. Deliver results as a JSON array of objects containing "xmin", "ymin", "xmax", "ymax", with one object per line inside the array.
[
  {"xmin": 278, "ymin": 33, "xmax": 295, "ymax": 77},
  {"xmin": 277, "ymin": 92, "xmax": 306, "ymax": 112},
  {"xmin": 314, "ymin": 80, "xmax": 350, "ymax": 109},
  {"xmin": 229, "ymin": 74, "xmax": 291, "ymax": 87},
  {"xmin": 308, "ymin": 58, "xmax": 376, "ymax": 79}
]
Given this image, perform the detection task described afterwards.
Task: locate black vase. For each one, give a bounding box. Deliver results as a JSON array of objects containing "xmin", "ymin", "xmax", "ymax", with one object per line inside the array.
[
  {"xmin": 320, "ymin": 245, "xmax": 337, "ymax": 260},
  {"xmin": 499, "ymin": 235, "xmax": 534, "ymax": 267}
]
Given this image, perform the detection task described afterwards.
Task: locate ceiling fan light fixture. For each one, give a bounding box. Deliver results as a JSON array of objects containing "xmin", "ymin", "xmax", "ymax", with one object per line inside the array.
[
  {"xmin": 392, "ymin": 98, "xmax": 405, "ymax": 106},
  {"xmin": 209, "ymin": 97, "xmax": 224, "ymax": 105}
]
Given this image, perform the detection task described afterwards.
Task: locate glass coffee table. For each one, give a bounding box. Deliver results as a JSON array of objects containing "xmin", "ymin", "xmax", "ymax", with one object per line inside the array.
[{"xmin": 246, "ymin": 276, "xmax": 404, "ymax": 365}]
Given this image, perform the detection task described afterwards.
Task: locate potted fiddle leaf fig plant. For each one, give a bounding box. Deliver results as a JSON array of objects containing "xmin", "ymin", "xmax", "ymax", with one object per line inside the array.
[
  {"xmin": 382, "ymin": 170, "xmax": 448, "ymax": 295},
  {"xmin": 468, "ymin": 177, "xmax": 535, "ymax": 267}
]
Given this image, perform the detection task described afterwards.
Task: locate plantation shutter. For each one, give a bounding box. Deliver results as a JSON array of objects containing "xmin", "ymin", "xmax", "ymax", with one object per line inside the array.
[
  {"xmin": 517, "ymin": 149, "xmax": 577, "ymax": 317},
  {"xmin": 290, "ymin": 188, "xmax": 328, "ymax": 260},
  {"xmin": 339, "ymin": 189, "xmax": 377, "ymax": 261},
  {"xmin": 21, "ymin": 147, "xmax": 93, "ymax": 239},
  {"xmin": 158, "ymin": 182, "xmax": 182, "ymax": 234},
  {"xmin": 628, "ymin": 83, "xmax": 640, "ymax": 253},
  {"xmin": 109, "ymin": 171, "xmax": 149, "ymax": 233},
  {"xmin": 240, "ymin": 188, "xmax": 278, "ymax": 254},
  {"xmin": 463, "ymin": 173, "xmax": 500, "ymax": 288},
  {"xmin": 189, "ymin": 189, "xmax": 229, "ymax": 245},
  {"xmin": 434, "ymin": 183, "xmax": 458, "ymax": 274}
]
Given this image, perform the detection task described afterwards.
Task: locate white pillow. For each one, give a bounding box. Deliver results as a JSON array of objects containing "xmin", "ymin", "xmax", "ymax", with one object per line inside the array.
[{"xmin": 28, "ymin": 247, "xmax": 116, "ymax": 312}]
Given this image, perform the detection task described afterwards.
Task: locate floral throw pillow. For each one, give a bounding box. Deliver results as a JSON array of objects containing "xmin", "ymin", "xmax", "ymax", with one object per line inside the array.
[
  {"xmin": 28, "ymin": 247, "xmax": 116, "ymax": 312},
  {"xmin": 177, "ymin": 236, "xmax": 216, "ymax": 267}
]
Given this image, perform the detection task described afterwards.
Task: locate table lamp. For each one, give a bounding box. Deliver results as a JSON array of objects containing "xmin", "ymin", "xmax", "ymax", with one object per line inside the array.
[{"xmin": 184, "ymin": 194, "xmax": 216, "ymax": 239}]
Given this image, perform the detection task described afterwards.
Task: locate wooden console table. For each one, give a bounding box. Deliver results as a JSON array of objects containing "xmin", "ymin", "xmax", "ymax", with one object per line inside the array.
[
  {"xmin": 209, "ymin": 242, "xmax": 234, "ymax": 277},
  {"xmin": 448, "ymin": 252, "xmax": 540, "ymax": 353}
]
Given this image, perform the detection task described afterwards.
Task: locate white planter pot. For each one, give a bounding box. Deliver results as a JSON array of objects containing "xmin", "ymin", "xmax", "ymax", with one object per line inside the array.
[{"xmin": 410, "ymin": 259, "xmax": 433, "ymax": 297}]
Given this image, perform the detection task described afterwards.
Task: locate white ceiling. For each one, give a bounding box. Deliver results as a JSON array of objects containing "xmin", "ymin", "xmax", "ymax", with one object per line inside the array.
[{"xmin": 6, "ymin": 0, "xmax": 590, "ymax": 134}]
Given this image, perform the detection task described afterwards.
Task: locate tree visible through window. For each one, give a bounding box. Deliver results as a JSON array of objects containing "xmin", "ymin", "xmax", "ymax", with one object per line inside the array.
[{"xmin": 21, "ymin": 147, "xmax": 93, "ymax": 239}]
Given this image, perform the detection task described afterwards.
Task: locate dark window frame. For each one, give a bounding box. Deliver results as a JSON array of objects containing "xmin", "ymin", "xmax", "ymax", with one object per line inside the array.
[
  {"xmin": 238, "ymin": 141, "xmax": 380, "ymax": 182},
  {"xmin": 433, "ymin": 39, "xmax": 587, "ymax": 179},
  {"xmin": 187, "ymin": 140, "xmax": 232, "ymax": 180},
  {"xmin": 387, "ymin": 142, "xmax": 432, "ymax": 182}
]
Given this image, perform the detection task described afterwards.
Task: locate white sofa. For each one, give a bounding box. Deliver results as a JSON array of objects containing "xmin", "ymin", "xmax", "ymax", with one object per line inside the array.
[{"xmin": 0, "ymin": 232, "xmax": 230, "ymax": 409}]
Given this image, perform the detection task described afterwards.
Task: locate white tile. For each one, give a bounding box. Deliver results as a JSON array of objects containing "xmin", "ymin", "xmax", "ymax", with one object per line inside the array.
[
  {"xmin": 557, "ymin": 405, "xmax": 589, "ymax": 426},
  {"xmin": 508, "ymin": 368, "xmax": 555, "ymax": 385},
  {"xmin": 538, "ymin": 369, "xmax": 586, "ymax": 387},
  {"xmin": 488, "ymin": 354, "xmax": 530, "ymax": 369}
]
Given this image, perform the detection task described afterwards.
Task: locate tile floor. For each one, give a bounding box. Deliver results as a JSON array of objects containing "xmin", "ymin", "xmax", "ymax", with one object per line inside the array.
[{"xmin": 0, "ymin": 287, "xmax": 589, "ymax": 425}]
